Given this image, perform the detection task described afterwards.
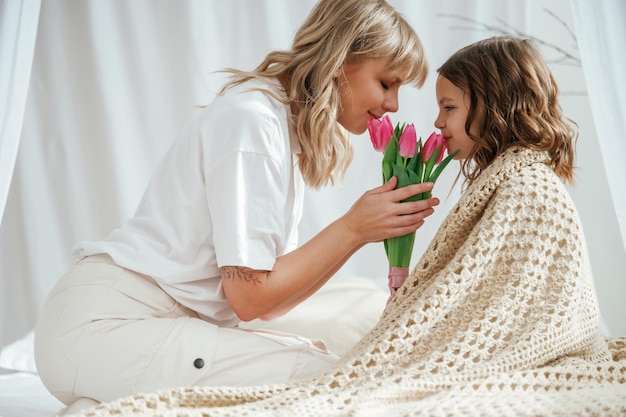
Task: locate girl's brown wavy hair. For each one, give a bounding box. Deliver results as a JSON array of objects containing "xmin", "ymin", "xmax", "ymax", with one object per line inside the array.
[
  {"xmin": 437, "ymin": 36, "xmax": 577, "ymax": 186},
  {"xmin": 220, "ymin": 0, "xmax": 427, "ymax": 188}
]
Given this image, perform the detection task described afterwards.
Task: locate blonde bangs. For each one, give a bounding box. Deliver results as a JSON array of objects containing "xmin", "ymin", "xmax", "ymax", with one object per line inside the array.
[
  {"xmin": 385, "ymin": 21, "xmax": 428, "ymax": 88},
  {"xmin": 346, "ymin": 9, "xmax": 428, "ymax": 88}
]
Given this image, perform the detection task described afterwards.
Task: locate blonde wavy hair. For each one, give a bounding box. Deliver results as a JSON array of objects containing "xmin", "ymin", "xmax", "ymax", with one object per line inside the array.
[
  {"xmin": 219, "ymin": 0, "xmax": 427, "ymax": 188},
  {"xmin": 437, "ymin": 36, "xmax": 578, "ymax": 186}
]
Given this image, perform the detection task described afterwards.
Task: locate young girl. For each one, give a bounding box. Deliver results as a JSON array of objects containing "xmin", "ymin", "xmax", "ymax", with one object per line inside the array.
[
  {"xmin": 71, "ymin": 35, "xmax": 626, "ymax": 417},
  {"xmin": 33, "ymin": 0, "xmax": 436, "ymax": 414}
]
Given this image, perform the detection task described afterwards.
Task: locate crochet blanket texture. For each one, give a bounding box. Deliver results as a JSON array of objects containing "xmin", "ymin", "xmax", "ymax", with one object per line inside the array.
[{"xmin": 75, "ymin": 147, "xmax": 626, "ymax": 417}]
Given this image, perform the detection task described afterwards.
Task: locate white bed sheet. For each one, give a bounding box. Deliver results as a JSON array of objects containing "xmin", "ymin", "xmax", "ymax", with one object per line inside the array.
[{"xmin": 0, "ymin": 369, "xmax": 63, "ymax": 417}]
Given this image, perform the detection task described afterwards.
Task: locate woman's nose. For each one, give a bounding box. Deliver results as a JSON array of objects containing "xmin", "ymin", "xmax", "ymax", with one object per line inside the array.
[{"xmin": 382, "ymin": 90, "xmax": 399, "ymax": 113}]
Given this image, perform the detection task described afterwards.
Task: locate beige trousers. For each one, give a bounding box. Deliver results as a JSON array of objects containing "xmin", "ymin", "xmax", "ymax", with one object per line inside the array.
[{"xmin": 34, "ymin": 255, "xmax": 338, "ymax": 411}]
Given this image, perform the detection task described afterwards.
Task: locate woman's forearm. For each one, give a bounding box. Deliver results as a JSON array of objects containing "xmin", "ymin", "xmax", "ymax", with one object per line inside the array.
[
  {"xmin": 222, "ymin": 217, "xmax": 363, "ymax": 321},
  {"xmin": 259, "ymin": 243, "xmax": 363, "ymax": 321}
]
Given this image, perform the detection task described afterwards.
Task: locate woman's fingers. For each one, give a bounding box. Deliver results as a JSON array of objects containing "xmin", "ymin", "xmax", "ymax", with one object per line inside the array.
[
  {"xmin": 395, "ymin": 196, "xmax": 440, "ymax": 216},
  {"xmin": 390, "ymin": 181, "xmax": 434, "ymax": 201},
  {"xmin": 344, "ymin": 178, "xmax": 441, "ymax": 243},
  {"xmin": 369, "ymin": 178, "xmax": 435, "ymax": 203}
]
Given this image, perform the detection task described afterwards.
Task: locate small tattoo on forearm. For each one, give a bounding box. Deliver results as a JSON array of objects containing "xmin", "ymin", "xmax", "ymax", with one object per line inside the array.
[{"xmin": 221, "ymin": 266, "xmax": 271, "ymax": 285}]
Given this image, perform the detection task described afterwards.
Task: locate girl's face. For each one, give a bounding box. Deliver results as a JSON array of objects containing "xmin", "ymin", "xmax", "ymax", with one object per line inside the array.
[
  {"xmin": 434, "ymin": 75, "xmax": 476, "ymax": 160},
  {"xmin": 337, "ymin": 58, "xmax": 404, "ymax": 134}
]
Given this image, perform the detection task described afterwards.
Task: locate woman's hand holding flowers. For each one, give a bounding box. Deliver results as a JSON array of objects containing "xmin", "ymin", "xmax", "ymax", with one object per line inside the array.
[{"xmin": 340, "ymin": 178, "xmax": 439, "ymax": 245}]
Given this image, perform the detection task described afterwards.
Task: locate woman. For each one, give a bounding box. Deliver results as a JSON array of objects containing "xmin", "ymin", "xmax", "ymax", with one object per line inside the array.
[{"xmin": 34, "ymin": 0, "xmax": 434, "ymax": 414}]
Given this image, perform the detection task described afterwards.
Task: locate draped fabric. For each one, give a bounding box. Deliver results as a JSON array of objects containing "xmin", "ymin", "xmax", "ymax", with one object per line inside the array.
[
  {"xmin": 0, "ymin": 1, "xmax": 624, "ymax": 348},
  {"xmin": 571, "ymin": 0, "xmax": 626, "ymax": 254},
  {"xmin": 0, "ymin": 0, "xmax": 41, "ymax": 347},
  {"xmin": 0, "ymin": 0, "xmax": 40, "ymax": 230}
]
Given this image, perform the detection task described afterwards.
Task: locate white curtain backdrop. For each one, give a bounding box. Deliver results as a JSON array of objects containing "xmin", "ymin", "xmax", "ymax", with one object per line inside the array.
[
  {"xmin": 571, "ymin": 0, "xmax": 626, "ymax": 256},
  {"xmin": 1, "ymin": 0, "xmax": 624, "ymax": 347},
  {"xmin": 0, "ymin": 0, "xmax": 40, "ymax": 227}
]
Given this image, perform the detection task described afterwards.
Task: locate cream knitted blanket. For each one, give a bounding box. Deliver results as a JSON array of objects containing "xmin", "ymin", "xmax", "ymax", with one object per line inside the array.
[{"xmin": 76, "ymin": 147, "xmax": 626, "ymax": 416}]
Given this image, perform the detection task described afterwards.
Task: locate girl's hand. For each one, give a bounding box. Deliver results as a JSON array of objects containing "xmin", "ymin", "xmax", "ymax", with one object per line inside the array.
[{"xmin": 340, "ymin": 176, "xmax": 439, "ymax": 244}]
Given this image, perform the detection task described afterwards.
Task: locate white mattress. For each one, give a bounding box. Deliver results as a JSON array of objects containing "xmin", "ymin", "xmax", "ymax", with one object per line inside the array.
[{"xmin": 0, "ymin": 370, "xmax": 63, "ymax": 417}]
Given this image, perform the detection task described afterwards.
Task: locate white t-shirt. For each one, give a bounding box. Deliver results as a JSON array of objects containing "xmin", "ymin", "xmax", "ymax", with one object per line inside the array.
[{"xmin": 73, "ymin": 78, "xmax": 304, "ymax": 327}]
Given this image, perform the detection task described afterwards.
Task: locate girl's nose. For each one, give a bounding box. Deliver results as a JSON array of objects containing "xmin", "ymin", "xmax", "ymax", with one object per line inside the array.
[{"xmin": 434, "ymin": 113, "xmax": 444, "ymax": 129}]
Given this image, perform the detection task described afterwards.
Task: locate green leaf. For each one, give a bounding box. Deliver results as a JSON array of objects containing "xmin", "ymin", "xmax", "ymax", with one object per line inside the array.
[
  {"xmin": 392, "ymin": 164, "xmax": 410, "ymax": 188},
  {"xmin": 407, "ymin": 168, "xmax": 420, "ymax": 184},
  {"xmin": 415, "ymin": 140, "xmax": 424, "ymax": 181},
  {"xmin": 395, "ymin": 149, "xmax": 404, "ymax": 166},
  {"xmin": 403, "ymin": 169, "xmax": 424, "ymax": 202},
  {"xmin": 382, "ymin": 135, "xmax": 398, "ymax": 183},
  {"xmin": 394, "ymin": 122, "xmax": 405, "ymax": 137},
  {"xmin": 393, "ymin": 123, "xmax": 406, "ymax": 166},
  {"xmin": 382, "ymin": 160, "xmax": 393, "ymax": 183},
  {"xmin": 426, "ymin": 149, "xmax": 459, "ymax": 183},
  {"xmin": 422, "ymin": 144, "xmax": 440, "ymax": 182}
]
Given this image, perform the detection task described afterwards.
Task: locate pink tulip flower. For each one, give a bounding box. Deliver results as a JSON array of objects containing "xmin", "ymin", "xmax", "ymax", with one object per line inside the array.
[
  {"xmin": 398, "ymin": 123, "xmax": 417, "ymax": 158},
  {"xmin": 367, "ymin": 115, "xmax": 394, "ymax": 152},
  {"xmin": 421, "ymin": 131, "xmax": 445, "ymax": 163}
]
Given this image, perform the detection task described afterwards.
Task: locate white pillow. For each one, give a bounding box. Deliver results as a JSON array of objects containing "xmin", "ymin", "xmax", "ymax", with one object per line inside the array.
[
  {"xmin": 240, "ymin": 277, "xmax": 388, "ymax": 356},
  {"xmin": 0, "ymin": 330, "xmax": 37, "ymax": 373}
]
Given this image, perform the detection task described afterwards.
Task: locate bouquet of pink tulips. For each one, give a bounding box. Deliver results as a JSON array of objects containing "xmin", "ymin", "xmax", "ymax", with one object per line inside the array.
[{"xmin": 368, "ymin": 115, "xmax": 457, "ymax": 303}]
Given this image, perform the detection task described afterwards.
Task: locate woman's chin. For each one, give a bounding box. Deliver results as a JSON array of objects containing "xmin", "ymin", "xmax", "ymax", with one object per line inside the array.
[
  {"xmin": 349, "ymin": 124, "xmax": 368, "ymax": 135},
  {"xmin": 338, "ymin": 119, "xmax": 367, "ymax": 135}
]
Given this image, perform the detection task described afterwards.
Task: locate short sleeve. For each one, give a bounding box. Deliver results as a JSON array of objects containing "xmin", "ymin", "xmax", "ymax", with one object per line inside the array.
[
  {"xmin": 207, "ymin": 151, "xmax": 290, "ymax": 270},
  {"xmin": 203, "ymin": 103, "xmax": 294, "ymax": 271}
]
